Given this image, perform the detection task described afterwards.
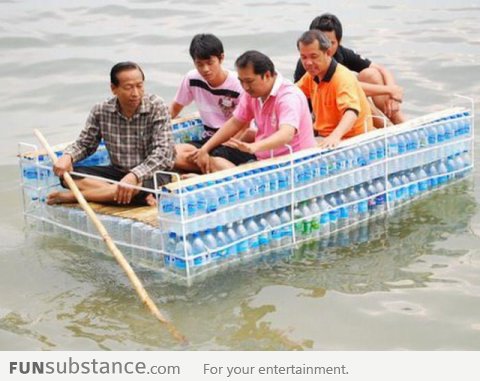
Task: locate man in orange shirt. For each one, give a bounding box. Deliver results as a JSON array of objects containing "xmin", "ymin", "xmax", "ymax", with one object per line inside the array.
[{"xmin": 296, "ymin": 30, "xmax": 372, "ymax": 149}]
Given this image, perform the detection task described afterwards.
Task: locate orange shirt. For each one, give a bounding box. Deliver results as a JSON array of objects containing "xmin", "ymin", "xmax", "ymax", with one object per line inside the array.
[{"xmin": 297, "ymin": 60, "xmax": 372, "ymax": 138}]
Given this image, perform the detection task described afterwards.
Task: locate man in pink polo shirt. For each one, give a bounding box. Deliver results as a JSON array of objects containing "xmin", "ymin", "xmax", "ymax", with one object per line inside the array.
[{"xmin": 192, "ymin": 50, "xmax": 316, "ymax": 173}]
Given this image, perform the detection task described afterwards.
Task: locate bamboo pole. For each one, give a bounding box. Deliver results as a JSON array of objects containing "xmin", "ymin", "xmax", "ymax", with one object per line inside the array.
[{"xmin": 34, "ymin": 129, "xmax": 187, "ymax": 344}]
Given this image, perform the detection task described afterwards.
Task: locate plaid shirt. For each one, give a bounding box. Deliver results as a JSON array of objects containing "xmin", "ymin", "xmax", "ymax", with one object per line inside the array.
[{"xmin": 64, "ymin": 94, "xmax": 176, "ymax": 181}]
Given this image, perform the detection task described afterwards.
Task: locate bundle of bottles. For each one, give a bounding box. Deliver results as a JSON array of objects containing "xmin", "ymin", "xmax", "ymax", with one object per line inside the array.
[{"xmin": 20, "ymin": 110, "xmax": 474, "ymax": 277}]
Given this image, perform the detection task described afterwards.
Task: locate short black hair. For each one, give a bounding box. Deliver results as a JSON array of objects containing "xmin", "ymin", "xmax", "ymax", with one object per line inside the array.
[
  {"xmin": 297, "ymin": 30, "xmax": 331, "ymax": 52},
  {"xmin": 309, "ymin": 13, "xmax": 343, "ymax": 42},
  {"xmin": 110, "ymin": 62, "xmax": 145, "ymax": 86},
  {"xmin": 189, "ymin": 34, "xmax": 224, "ymax": 60},
  {"xmin": 235, "ymin": 50, "xmax": 275, "ymax": 77}
]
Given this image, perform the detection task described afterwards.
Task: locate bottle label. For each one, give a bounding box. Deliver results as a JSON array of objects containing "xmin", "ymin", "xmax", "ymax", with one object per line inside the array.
[
  {"xmin": 319, "ymin": 213, "xmax": 329, "ymax": 224},
  {"xmin": 219, "ymin": 195, "xmax": 227, "ymax": 206},
  {"xmin": 272, "ymin": 229, "xmax": 282, "ymax": 240},
  {"xmin": 237, "ymin": 240, "xmax": 249, "ymax": 253},
  {"xmin": 162, "ymin": 200, "xmax": 173, "ymax": 214},
  {"xmin": 358, "ymin": 201, "xmax": 368, "ymax": 213},
  {"xmin": 329, "ymin": 210, "xmax": 338, "ymax": 222},
  {"xmin": 375, "ymin": 194, "xmax": 386, "ymax": 205},
  {"xmin": 339, "ymin": 207, "xmax": 349, "ymax": 218}
]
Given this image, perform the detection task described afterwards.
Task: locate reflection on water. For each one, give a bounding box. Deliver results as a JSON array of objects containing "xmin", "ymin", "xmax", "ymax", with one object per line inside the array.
[{"xmin": 1, "ymin": 0, "xmax": 480, "ymax": 350}]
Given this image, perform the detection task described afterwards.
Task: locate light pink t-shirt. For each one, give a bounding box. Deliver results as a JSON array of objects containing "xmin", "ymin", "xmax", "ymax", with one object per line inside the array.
[
  {"xmin": 233, "ymin": 73, "xmax": 316, "ymax": 160},
  {"xmin": 174, "ymin": 69, "xmax": 243, "ymax": 132}
]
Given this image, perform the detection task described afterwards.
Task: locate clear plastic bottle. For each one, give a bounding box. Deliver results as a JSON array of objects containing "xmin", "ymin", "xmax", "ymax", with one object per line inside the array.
[
  {"xmin": 245, "ymin": 217, "xmax": 260, "ymax": 255},
  {"xmin": 234, "ymin": 220, "xmax": 250, "ymax": 255},
  {"xmin": 278, "ymin": 208, "xmax": 293, "ymax": 244},
  {"xmin": 266, "ymin": 210, "xmax": 282, "ymax": 248}
]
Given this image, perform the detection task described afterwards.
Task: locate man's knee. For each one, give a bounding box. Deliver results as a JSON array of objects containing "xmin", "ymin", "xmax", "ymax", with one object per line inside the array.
[{"xmin": 358, "ymin": 67, "xmax": 384, "ymax": 85}]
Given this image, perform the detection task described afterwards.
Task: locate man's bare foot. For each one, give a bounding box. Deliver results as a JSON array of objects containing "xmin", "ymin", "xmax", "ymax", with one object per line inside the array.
[
  {"xmin": 145, "ymin": 194, "xmax": 157, "ymax": 207},
  {"xmin": 46, "ymin": 190, "xmax": 75, "ymax": 205}
]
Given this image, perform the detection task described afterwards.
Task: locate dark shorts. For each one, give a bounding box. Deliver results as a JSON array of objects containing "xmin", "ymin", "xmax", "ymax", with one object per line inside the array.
[
  {"xmin": 188, "ymin": 128, "xmax": 257, "ymax": 166},
  {"xmin": 61, "ymin": 165, "xmax": 171, "ymax": 206}
]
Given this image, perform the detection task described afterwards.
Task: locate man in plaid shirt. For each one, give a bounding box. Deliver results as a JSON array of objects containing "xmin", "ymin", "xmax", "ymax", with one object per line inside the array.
[{"xmin": 48, "ymin": 62, "xmax": 176, "ymax": 206}]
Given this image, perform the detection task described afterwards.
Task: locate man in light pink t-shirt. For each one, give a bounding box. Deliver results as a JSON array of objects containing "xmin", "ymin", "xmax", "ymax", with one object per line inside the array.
[
  {"xmin": 192, "ymin": 50, "xmax": 316, "ymax": 173},
  {"xmin": 170, "ymin": 34, "xmax": 255, "ymax": 172}
]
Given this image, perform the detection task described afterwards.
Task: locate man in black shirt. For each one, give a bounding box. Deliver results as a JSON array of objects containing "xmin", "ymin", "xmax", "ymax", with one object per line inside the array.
[{"xmin": 294, "ymin": 13, "xmax": 406, "ymax": 126}]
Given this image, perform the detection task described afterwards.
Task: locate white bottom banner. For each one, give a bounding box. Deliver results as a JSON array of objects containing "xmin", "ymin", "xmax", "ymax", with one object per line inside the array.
[{"xmin": 1, "ymin": 351, "xmax": 478, "ymax": 380}]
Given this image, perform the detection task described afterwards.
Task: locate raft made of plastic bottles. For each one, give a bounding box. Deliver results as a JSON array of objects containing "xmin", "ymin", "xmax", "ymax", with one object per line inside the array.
[{"xmin": 19, "ymin": 105, "xmax": 475, "ymax": 283}]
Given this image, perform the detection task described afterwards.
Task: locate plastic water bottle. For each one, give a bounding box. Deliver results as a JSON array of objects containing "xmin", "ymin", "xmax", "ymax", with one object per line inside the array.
[
  {"xmin": 337, "ymin": 191, "xmax": 350, "ymax": 228},
  {"xmin": 308, "ymin": 198, "xmax": 321, "ymax": 237},
  {"xmin": 162, "ymin": 231, "xmax": 177, "ymax": 267},
  {"xmin": 417, "ymin": 128, "xmax": 428, "ymax": 148},
  {"xmin": 390, "ymin": 175, "xmax": 403, "ymax": 207},
  {"xmin": 278, "ymin": 208, "xmax": 293, "ymax": 244},
  {"xmin": 184, "ymin": 186, "xmax": 198, "ymax": 234},
  {"xmin": 427, "ymin": 125, "xmax": 437, "ymax": 145},
  {"xmin": 225, "ymin": 223, "xmax": 238, "ymax": 257},
  {"xmin": 173, "ymin": 235, "xmax": 192, "ymax": 271},
  {"xmin": 397, "ymin": 134, "xmax": 407, "ymax": 160},
  {"xmin": 256, "ymin": 215, "xmax": 270, "ymax": 248},
  {"xmin": 373, "ymin": 179, "xmax": 386, "ymax": 213},
  {"xmin": 166, "ymin": 232, "xmax": 177, "ymax": 254},
  {"xmin": 203, "ymin": 229, "xmax": 218, "ymax": 261},
  {"xmin": 326, "ymin": 193, "xmax": 339, "ymax": 232},
  {"xmin": 444, "ymin": 121, "xmax": 454, "ymax": 141},
  {"xmin": 427, "ymin": 163, "xmax": 439, "ymax": 189},
  {"xmin": 399, "ymin": 173, "xmax": 410, "ymax": 202},
  {"xmin": 190, "ymin": 232, "xmax": 206, "ymax": 266},
  {"xmin": 388, "ymin": 135, "xmax": 399, "ymax": 156},
  {"xmin": 195, "ymin": 183, "xmax": 207, "ymax": 216},
  {"xmin": 463, "ymin": 111, "xmax": 471, "ymax": 135},
  {"xmin": 234, "ymin": 220, "xmax": 250, "ymax": 255},
  {"xmin": 299, "ymin": 201, "xmax": 313, "ymax": 236},
  {"xmin": 245, "ymin": 218, "xmax": 260, "ymax": 254},
  {"xmin": 293, "ymin": 204, "xmax": 304, "ymax": 239},
  {"xmin": 356, "ymin": 184, "xmax": 369, "ymax": 221},
  {"xmin": 317, "ymin": 197, "xmax": 331, "ymax": 237},
  {"xmin": 345, "ymin": 149, "xmax": 356, "ymax": 171},
  {"xmin": 346, "ymin": 187, "xmax": 359, "ymax": 224},
  {"xmin": 386, "ymin": 178, "xmax": 395, "ymax": 208},
  {"xmin": 205, "ymin": 181, "xmax": 219, "ymax": 217},
  {"xmin": 407, "ymin": 171, "xmax": 419, "ymax": 199},
  {"xmin": 415, "ymin": 167, "xmax": 429, "ymax": 193},
  {"xmin": 375, "ymin": 140, "xmax": 386, "ymax": 161},
  {"xmin": 366, "ymin": 181, "xmax": 378, "ymax": 217},
  {"xmin": 214, "ymin": 225, "xmax": 229, "ymax": 260},
  {"xmin": 266, "ymin": 210, "xmax": 282, "ymax": 248},
  {"xmin": 436, "ymin": 161, "xmax": 448, "ymax": 185},
  {"xmin": 436, "ymin": 124, "xmax": 445, "ymax": 143},
  {"xmin": 446, "ymin": 156, "xmax": 457, "ymax": 180}
]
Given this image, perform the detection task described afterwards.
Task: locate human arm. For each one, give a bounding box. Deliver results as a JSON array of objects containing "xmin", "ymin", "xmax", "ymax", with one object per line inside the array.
[
  {"xmin": 52, "ymin": 154, "xmax": 73, "ymax": 177},
  {"xmin": 318, "ymin": 110, "xmax": 358, "ymax": 149},
  {"xmin": 62, "ymin": 106, "xmax": 102, "ymax": 165},
  {"xmin": 169, "ymin": 101, "xmax": 184, "ymax": 119},
  {"xmin": 229, "ymin": 124, "xmax": 295, "ymax": 154},
  {"xmin": 129, "ymin": 98, "xmax": 176, "ymax": 182},
  {"xmin": 114, "ymin": 172, "xmax": 141, "ymax": 205},
  {"xmin": 192, "ymin": 117, "xmax": 248, "ymax": 173}
]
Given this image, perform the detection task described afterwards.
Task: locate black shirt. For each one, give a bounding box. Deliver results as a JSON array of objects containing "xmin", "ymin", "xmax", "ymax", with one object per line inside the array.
[{"xmin": 294, "ymin": 45, "xmax": 372, "ymax": 82}]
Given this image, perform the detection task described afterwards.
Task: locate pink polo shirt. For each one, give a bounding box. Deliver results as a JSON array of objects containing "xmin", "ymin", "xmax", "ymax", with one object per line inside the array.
[
  {"xmin": 233, "ymin": 73, "xmax": 316, "ymax": 160},
  {"xmin": 174, "ymin": 69, "xmax": 243, "ymax": 131}
]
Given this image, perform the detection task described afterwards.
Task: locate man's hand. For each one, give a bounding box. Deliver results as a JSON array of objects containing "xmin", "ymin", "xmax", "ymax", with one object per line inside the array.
[
  {"xmin": 318, "ymin": 134, "xmax": 341, "ymax": 150},
  {"xmin": 115, "ymin": 172, "xmax": 141, "ymax": 205},
  {"xmin": 385, "ymin": 98, "xmax": 401, "ymax": 118},
  {"xmin": 53, "ymin": 154, "xmax": 73, "ymax": 177},
  {"xmin": 194, "ymin": 148, "xmax": 211, "ymax": 174},
  {"xmin": 227, "ymin": 138, "xmax": 257, "ymax": 154},
  {"xmin": 389, "ymin": 85, "xmax": 403, "ymax": 103}
]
